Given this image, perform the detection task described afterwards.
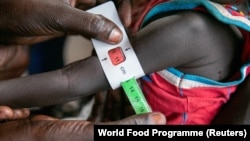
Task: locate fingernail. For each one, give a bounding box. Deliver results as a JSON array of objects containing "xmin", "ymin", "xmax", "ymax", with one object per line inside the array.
[
  {"xmin": 149, "ymin": 113, "xmax": 166, "ymax": 125},
  {"xmin": 108, "ymin": 28, "xmax": 123, "ymax": 44}
]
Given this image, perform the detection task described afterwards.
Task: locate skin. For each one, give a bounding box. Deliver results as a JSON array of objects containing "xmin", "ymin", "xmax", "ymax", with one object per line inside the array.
[
  {"xmin": 0, "ymin": 0, "xmax": 123, "ymax": 81},
  {"xmin": 1, "ymin": 1, "xmax": 244, "ymax": 119},
  {"xmin": 0, "ymin": 0, "xmax": 123, "ymax": 45},
  {"xmin": 0, "ymin": 0, "xmax": 248, "ymax": 140},
  {"xmin": 0, "ymin": 0, "xmax": 167, "ymax": 140},
  {"xmin": 0, "ymin": 4, "xmax": 243, "ymax": 107},
  {"xmin": 0, "ymin": 106, "xmax": 30, "ymax": 121},
  {"xmin": 0, "ymin": 0, "xmax": 123, "ymax": 119},
  {"xmin": 88, "ymin": 0, "xmax": 250, "ymax": 123},
  {"xmin": 0, "ymin": 112, "xmax": 166, "ymax": 141}
]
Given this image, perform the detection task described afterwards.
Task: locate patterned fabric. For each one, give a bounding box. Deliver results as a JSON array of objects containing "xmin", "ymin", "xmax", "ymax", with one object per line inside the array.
[
  {"xmin": 130, "ymin": 0, "xmax": 250, "ymax": 124},
  {"xmin": 223, "ymin": 4, "xmax": 249, "ymax": 19}
]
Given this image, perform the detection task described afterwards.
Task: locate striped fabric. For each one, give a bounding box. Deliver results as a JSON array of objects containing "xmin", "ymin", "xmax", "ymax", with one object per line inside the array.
[{"xmin": 130, "ymin": 0, "xmax": 250, "ymax": 124}]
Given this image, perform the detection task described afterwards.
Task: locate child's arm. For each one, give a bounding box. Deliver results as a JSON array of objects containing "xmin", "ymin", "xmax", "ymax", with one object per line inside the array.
[
  {"xmin": 0, "ymin": 10, "xmax": 241, "ymax": 108},
  {"xmin": 0, "ymin": 57, "xmax": 108, "ymax": 108}
]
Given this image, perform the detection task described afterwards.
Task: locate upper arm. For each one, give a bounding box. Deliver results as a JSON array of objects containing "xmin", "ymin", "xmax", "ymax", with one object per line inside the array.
[{"xmin": 130, "ymin": 10, "xmax": 242, "ymax": 80}]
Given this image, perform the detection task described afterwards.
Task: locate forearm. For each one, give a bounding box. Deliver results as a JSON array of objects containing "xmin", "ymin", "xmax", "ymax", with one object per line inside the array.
[
  {"xmin": 0, "ymin": 10, "xmax": 240, "ymax": 108},
  {"xmin": 0, "ymin": 57, "xmax": 109, "ymax": 108}
]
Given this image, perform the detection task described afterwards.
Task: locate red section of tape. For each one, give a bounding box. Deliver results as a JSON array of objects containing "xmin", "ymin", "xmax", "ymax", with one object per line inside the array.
[{"xmin": 108, "ymin": 47, "xmax": 126, "ymax": 65}]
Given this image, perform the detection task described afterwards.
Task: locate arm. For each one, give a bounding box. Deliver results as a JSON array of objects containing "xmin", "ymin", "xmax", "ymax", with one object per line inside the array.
[
  {"xmin": 0, "ymin": 10, "xmax": 241, "ymax": 108},
  {"xmin": 0, "ymin": 0, "xmax": 122, "ymax": 108},
  {"xmin": 0, "ymin": 57, "xmax": 108, "ymax": 108}
]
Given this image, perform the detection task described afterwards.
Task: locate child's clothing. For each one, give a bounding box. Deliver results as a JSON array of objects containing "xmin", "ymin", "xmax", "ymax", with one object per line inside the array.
[{"xmin": 131, "ymin": 0, "xmax": 250, "ymax": 124}]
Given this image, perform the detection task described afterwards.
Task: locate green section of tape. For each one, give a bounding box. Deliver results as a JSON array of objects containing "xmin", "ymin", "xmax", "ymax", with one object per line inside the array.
[{"xmin": 121, "ymin": 77, "xmax": 152, "ymax": 114}]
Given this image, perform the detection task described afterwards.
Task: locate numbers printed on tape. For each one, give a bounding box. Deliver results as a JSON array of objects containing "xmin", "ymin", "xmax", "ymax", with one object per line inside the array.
[
  {"xmin": 121, "ymin": 77, "xmax": 152, "ymax": 114},
  {"xmin": 108, "ymin": 47, "xmax": 126, "ymax": 66}
]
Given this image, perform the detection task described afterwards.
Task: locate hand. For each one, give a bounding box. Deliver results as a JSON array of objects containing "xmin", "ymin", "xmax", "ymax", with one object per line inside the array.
[
  {"xmin": 87, "ymin": 89, "xmax": 135, "ymax": 122},
  {"xmin": 0, "ymin": 106, "xmax": 30, "ymax": 121},
  {"xmin": 87, "ymin": 51, "xmax": 134, "ymax": 123},
  {"xmin": 0, "ymin": 45, "xmax": 29, "ymax": 80},
  {"xmin": 115, "ymin": 0, "xmax": 147, "ymax": 27},
  {"xmin": 0, "ymin": 0, "xmax": 122, "ymax": 45},
  {"xmin": 73, "ymin": 0, "xmax": 110, "ymax": 10},
  {"xmin": 0, "ymin": 112, "xmax": 166, "ymax": 141}
]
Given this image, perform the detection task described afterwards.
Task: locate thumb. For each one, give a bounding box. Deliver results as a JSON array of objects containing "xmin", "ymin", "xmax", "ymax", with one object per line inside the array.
[
  {"xmin": 50, "ymin": 6, "xmax": 123, "ymax": 44},
  {"xmin": 0, "ymin": 0, "xmax": 123, "ymax": 45}
]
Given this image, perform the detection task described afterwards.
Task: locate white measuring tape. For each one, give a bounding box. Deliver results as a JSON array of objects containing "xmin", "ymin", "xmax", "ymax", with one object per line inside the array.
[
  {"xmin": 87, "ymin": 1, "xmax": 151, "ymax": 114},
  {"xmin": 87, "ymin": 1, "xmax": 145, "ymax": 89}
]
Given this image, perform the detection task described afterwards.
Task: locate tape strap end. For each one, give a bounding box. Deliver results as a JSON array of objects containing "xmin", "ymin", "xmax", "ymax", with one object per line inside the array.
[{"xmin": 121, "ymin": 77, "xmax": 152, "ymax": 114}]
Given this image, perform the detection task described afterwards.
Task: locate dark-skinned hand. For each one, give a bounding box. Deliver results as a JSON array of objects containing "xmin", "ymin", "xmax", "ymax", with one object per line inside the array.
[
  {"xmin": 0, "ymin": 0, "xmax": 122, "ymax": 122},
  {"xmin": 0, "ymin": 0, "xmax": 123, "ymax": 45},
  {"xmin": 0, "ymin": 112, "xmax": 166, "ymax": 141}
]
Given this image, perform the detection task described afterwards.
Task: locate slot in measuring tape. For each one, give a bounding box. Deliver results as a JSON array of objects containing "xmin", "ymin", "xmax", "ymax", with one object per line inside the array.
[{"xmin": 87, "ymin": 1, "xmax": 151, "ymax": 114}]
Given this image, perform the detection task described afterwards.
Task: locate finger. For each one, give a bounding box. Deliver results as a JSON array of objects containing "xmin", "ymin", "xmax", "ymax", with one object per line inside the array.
[
  {"xmin": 11, "ymin": 109, "xmax": 30, "ymax": 120},
  {"xmin": 0, "ymin": 107, "xmax": 30, "ymax": 121},
  {"xmin": 119, "ymin": 88, "xmax": 136, "ymax": 117},
  {"xmin": 0, "ymin": 35, "xmax": 61, "ymax": 45},
  {"xmin": 101, "ymin": 112, "xmax": 167, "ymax": 125},
  {"xmin": 0, "ymin": 106, "xmax": 14, "ymax": 120},
  {"xmin": 50, "ymin": 5, "xmax": 123, "ymax": 44},
  {"xmin": 117, "ymin": 0, "xmax": 132, "ymax": 27},
  {"xmin": 74, "ymin": 0, "xmax": 111, "ymax": 10},
  {"xmin": 31, "ymin": 115, "xmax": 59, "ymax": 121},
  {"xmin": 87, "ymin": 91, "xmax": 108, "ymax": 122},
  {"xmin": 74, "ymin": 0, "xmax": 96, "ymax": 10},
  {"xmin": 109, "ymin": 89, "xmax": 123, "ymax": 121},
  {"xmin": 0, "ymin": 113, "xmax": 165, "ymax": 141},
  {"xmin": 0, "ymin": 1, "xmax": 123, "ymax": 45},
  {"xmin": 0, "ymin": 118, "xmax": 94, "ymax": 141},
  {"xmin": 0, "ymin": 45, "xmax": 29, "ymax": 80}
]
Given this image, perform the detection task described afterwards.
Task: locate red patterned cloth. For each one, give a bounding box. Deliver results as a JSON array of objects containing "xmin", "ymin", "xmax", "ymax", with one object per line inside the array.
[{"xmin": 129, "ymin": 0, "xmax": 250, "ymax": 124}]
